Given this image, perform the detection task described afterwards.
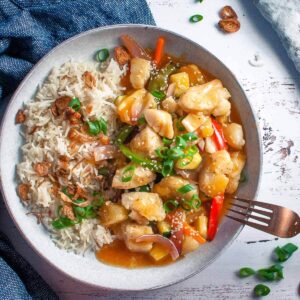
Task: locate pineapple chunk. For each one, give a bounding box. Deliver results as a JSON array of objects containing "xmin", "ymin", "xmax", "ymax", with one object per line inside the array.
[
  {"xmin": 176, "ymin": 152, "xmax": 202, "ymax": 170},
  {"xmin": 170, "ymin": 72, "xmax": 190, "ymax": 97},
  {"xmin": 198, "ymin": 171, "xmax": 229, "ymax": 197},
  {"xmin": 182, "ymin": 236, "xmax": 200, "ymax": 255},
  {"xmin": 182, "ymin": 113, "xmax": 206, "ymax": 132},
  {"xmin": 150, "ymin": 243, "xmax": 170, "ymax": 261},
  {"xmin": 157, "ymin": 221, "xmax": 171, "ymax": 236},
  {"xmin": 197, "ymin": 118, "xmax": 214, "ymax": 138},
  {"xmin": 195, "ymin": 216, "xmax": 208, "ymax": 239},
  {"xmin": 179, "ymin": 64, "xmax": 205, "ymax": 86}
]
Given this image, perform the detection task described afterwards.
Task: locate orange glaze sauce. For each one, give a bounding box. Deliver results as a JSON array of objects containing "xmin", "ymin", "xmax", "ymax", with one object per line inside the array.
[
  {"xmin": 98, "ymin": 50, "xmax": 244, "ymax": 268},
  {"xmin": 96, "ymin": 239, "xmax": 173, "ymax": 268}
]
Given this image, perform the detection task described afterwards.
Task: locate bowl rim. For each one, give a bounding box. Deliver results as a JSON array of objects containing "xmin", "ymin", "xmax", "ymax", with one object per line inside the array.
[{"xmin": 0, "ymin": 24, "xmax": 262, "ymax": 291}]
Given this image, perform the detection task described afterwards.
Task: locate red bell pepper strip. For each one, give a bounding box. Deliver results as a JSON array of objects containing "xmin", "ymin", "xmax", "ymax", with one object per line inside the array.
[
  {"xmin": 166, "ymin": 210, "xmax": 185, "ymax": 254},
  {"xmin": 211, "ymin": 119, "xmax": 227, "ymax": 150},
  {"xmin": 153, "ymin": 37, "xmax": 165, "ymax": 66},
  {"xmin": 183, "ymin": 222, "xmax": 206, "ymax": 244},
  {"xmin": 207, "ymin": 195, "xmax": 224, "ymax": 241}
]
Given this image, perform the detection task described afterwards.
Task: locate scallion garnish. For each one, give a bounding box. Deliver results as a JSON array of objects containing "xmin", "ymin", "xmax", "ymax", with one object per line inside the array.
[
  {"xmin": 98, "ymin": 167, "xmax": 109, "ymax": 176},
  {"xmin": 176, "ymin": 117, "xmax": 185, "ymax": 131},
  {"xmin": 239, "ymin": 267, "xmax": 256, "ymax": 278},
  {"xmin": 181, "ymin": 195, "xmax": 201, "ymax": 211},
  {"xmin": 115, "ymin": 125, "xmax": 134, "ymax": 145},
  {"xmin": 137, "ymin": 116, "xmax": 146, "ymax": 125},
  {"xmin": 177, "ymin": 155, "xmax": 193, "ymax": 168},
  {"xmin": 181, "ymin": 132, "xmax": 198, "ymax": 142},
  {"xmin": 155, "ymin": 147, "xmax": 169, "ymax": 159},
  {"xmin": 177, "ymin": 184, "xmax": 195, "ymax": 194},
  {"xmin": 163, "ymin": 200, "xmax": 179, "ymax": 213},
  {"xmin": 151, "ymin": 90, "xmax": 165, "ymax": 102},
  {"xmin": 239, "ymin": 170, "xmax": 247, "ymax": 183},
  {"xmin": 254, "ymin": 284, "xmax": 270, "ymax": 297},
  {"xmin": 61, "ymin": 187, "xmax": 73, "ymax": 199},
  {"xmin": 121, "ymin": 165, "xmax": 136, "ymax": 182},
  {"xmin": 274, "ymin": 243, "xmax": 298, "ymax": 262},
  {"xmin": 163, "ymin": 137, "xmax": 173, "ymax": 146},
  {"xmin": 175, "ymin": 136, "xmax": 187, "ymax": 149},
  {"xmin": 162, "ymin": 160, "xmax": 174, "ymax": 177},
  {"xmin": 87, "ymin": 117, "xmax": 107, "ymax": 136},
  {"xmin": 52, "ymin": 217, "xmax": 75, "ymax": 229},
  {"xmin": 167, "ymin": 148, "xmax": 185, "ymax": 160},
  {"xmin": 96, "ymin": 48, "xmax": 109, "ymax": 62},
  {"xmin": 257, "ymin": 264, "xmax": 284, "ymax": 281},
  {"xmin": 138, "ymin": 185, "xmax": 151, "ymax": 192},
  {"xmin": 189, "ymin": 14, "xmax": 204, "ymax": 23},
  {"xmin": 68, "ymin": 97, "xmax": 81, "ymax": 111}
]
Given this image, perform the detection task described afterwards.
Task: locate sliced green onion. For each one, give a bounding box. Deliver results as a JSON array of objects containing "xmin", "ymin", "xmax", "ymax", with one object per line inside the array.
[
  {"xmin": 115, "ymin": 125, "xmax": 134, "ymax": 145},
  {"xmin": 189, "ymin": 14, "xmax": 204, "ymax": 23},
  {"xmin": 68, "ymin": 97, "xmax": 81, "ymax": 111},
  {"xmin": 239, "ymin": 267, "xmax": 256, "ymax": 278},
  {"xmin": 61, "ymin": 187, "xmax": 73, "ymax": 199},
  {"xmin": 177, "ymin": 155, "xmax": 193, "ymax": 168},
  {"xmin": 187, "ymin": 145, "xmax": 198, "ymax": 156},
  {"xmin": 119, "ymin": 144, "xmax": 162, "ymax": 173},
  {"xmin": 138, "ymin": 185, "xmax": 151, "ymax": 192},
  {"xmin": 175, "ymin": 136, "xmax": 187, "ymax": 149},
  {"xmin": 274, "ymin": 243, "xmax": 298, "ymax": 262},
  {"xmin": 163, "ymin": 200, "xmax": 179, "ymax": 213},
  {"xmin": 87, "ymin": 121, "xmax": 100, "ymax": 135},
  {"xmin": 162, "ymin": 231, "xmax": 171, "ymax": 238},
  {"xmin": 176, "ymin": 117, "xmax": 185, "ymax": 131},
  {"xmin": 167, "ymin": 147, "xmax": 185, "ymax": 160},
  {"xmin": 155, "ymin": 147, "xmax": 169, "ymax": 159},
  {"xmin": 163, "ymin": 137, "xmax": 173, "ymax": 146},
  {"xmin": 97, "ymin": 117, "xmax": 107, "ymax": 135},
  {"xmin": 96, "ymin": 48, "xmax": 109, "ymax": 62},
  {"xmin": 52, "ymin": 217, "xmax": 75, "ymax": 229},
  {"xmin": 121, "ymin": 165, "xmax": 136, "ymax": 182},
  {"xmin": 151, "ymin": 90, "xmax": 166, "ymax": 102},
  {"xmin": 181, "ymin": 196, "xmax": 201, "ymax": 211},
  {"xmin": 162, "ymin": 160, "xmax": 174, "ymax": 177},
  {"xmin": 257, "ymin": 264, "xmax": 284, "ymax": 281},
  {"xmin": 177, "ymin": 184, "xmax": 195, "ymax": 194},
  {"xmin": 137, "ymin": 116, "xmax": 146, "ymax": 126},
  {"xmin": 181, "ymin": 132, "xmax": 198, "ymax": 142},
  {"xmin": 92, "ymin": 196, "xmax": 104, "ymax": 208},
  {"xmin": 73, "ymin": 198, "xmax": 85, "ymax": 204},
  {"xmin": 98, "ymin": 167, "xmax": 109, "ymax": 176},
  {"xmin": 239, "ymin": 170, "xmax": 247, "ymax": 183},
  {"xmin": 254, "ymin": 284, "xmax": 270, "ymax": 297}
]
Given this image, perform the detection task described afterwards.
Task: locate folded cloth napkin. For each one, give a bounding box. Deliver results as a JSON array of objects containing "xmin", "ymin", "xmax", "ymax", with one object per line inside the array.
[
  {"xmin": 255, "ymin": 0, "xmax": 300, "ymax": 73},
  {"xmin": 0, "ymin": 0, "xmax": 154, "ymax": 298}
]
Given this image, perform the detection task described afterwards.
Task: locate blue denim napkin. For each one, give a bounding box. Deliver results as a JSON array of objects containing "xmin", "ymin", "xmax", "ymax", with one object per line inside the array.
[{"xmin": 0, "ymin": 0, "xmax": 154, "ymax": 299}]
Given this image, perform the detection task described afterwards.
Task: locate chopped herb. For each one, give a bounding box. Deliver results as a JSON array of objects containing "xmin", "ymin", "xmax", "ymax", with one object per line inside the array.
[
  {"xmin": 162, "ymin": 231, "xmax": 171, "ymax": 238},
  {"xmin": 92, "ymin": 196, "xmax": 104, "ymax": 208},
  {"xmin": 181, "ymin": 196, "xmax": 201, "ymax": 211},
  {"xmin": 162, "ymin": 159, "xmax": 174, "ymax": 177},
  {"xmin": 181, "ymin": 132, "xmax": 198, "ymax": 142},
  {"xmin": 240, "ymin": 170, "xmax": 247, "ymax": 183},
  {"xmin": 163, "ymin": 137, "xmax": 173, "ymax": 146},
  {"xmin": 115, "ymin": 125, "xmax": 134, "ymax": 145},
  {"xmin": 175, "ymin": 136, "xmax": 187, "ymax": 149},
  {"xmin": 155, "ymin": 147, "xmax": 169, "ymax": 159},
  {"xmin": 177, "ymin": 155, "xmax": 193, "ymax": 168},
  {"xmin": 239, "ymin": 267, "xmax": 256, "ymax": 278},
  {"xmin": 274, "ymin": 243, "xmax": 298, "ymax": 262},
  {"xmin": 254, "ymin": 284, "xmax": 270, "ymax": 297},
  {"xmin": 98, "ymin": 167, "xmax": 109, "ymax": 176},
  {"xmin": 52, "ymin": 217, "xmax": 75, "ymax": 229},
  {"xmin": 68, "ymin": 97, "xmax": 81, "ymax": 111},
  {"xmin": 167, "ymin": 147, "xmax": 185, "ymax": 160},
  {"xmin": 137, "ymin": 116, "xmax": 146, "ymax": 125},
  {"xmin": 189, "ymin": 14, "xmax": 204, "ymax": 23},
  {"xmin": 87, "ymin": 117, "xmax": 107, "ymax": 135},
  {"xmin": 138, "ymin": 185, "xmax": 151, "ymax": 192},
  {"xmin": 61, "ymin": 187, "xmax": 73, "ymax": 199},
  {"xmin": 163, "ymin": 200, "xmax": 179, "ymax": 213},
  {"xmin": 96, "ymin": 48, "xmax": 109, "ymax": 62},
  {"xmin": 151, "ymin": 90, "xmax": 165, "ymax": 102},
  {"xmin": 257, "ymin": 264, "xmax": 284, "ymax": 281},
  {"xmin": 177, "ymin": 184, "xmax": 195, "ymax": 194},
  {"xmin": 121, "ymin": 165, "xmax": 136, "ymax": 182},
  {"xmin": 176, "ymin": 117, "xmax": 185, "ymax": 131}
]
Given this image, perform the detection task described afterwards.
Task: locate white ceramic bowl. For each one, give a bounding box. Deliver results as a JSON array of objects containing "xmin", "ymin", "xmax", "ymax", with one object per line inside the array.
[{"xmin": 0, "ymin": 25, "xmax": 261, "ymax": 291}]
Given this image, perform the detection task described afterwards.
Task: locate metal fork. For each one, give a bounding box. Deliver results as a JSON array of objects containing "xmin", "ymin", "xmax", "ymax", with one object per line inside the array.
[{"xmin": 226, "ymin": 197, "xmax": 300, "ymax": 238}]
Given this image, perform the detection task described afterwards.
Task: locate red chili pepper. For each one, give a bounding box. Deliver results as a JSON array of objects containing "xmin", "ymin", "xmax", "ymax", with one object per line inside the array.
[
  {"xmin": 211, "ymin": 119, "xmax": 227, "ymax": 150},
  {"xmin": 207, "ymin": 195, "xmax": 224, "ymax": 241},
  {"xmin": 166, "ymin": 210, "xmax": 185, "ymax": 254}
]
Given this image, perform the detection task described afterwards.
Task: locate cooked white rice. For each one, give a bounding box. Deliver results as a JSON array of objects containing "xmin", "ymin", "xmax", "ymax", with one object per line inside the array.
[{"xmin": 17, "ymin": 59, "xmax": 127, "ymax": 254}]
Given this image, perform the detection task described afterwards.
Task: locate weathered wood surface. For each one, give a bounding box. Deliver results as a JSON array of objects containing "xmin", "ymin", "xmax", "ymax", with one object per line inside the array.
[{"xmin": 0, "ymin": 0, "xmax": 299, "ymax": 299}]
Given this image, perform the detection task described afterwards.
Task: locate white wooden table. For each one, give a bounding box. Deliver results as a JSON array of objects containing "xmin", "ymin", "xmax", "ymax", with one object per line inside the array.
[{"xmin": 1, "ymin": 0, "xmax": 299, "ymax": 299}]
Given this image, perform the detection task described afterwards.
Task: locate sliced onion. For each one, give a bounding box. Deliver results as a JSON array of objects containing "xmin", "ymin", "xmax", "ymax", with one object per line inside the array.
[
  {"xmin": 94, "ymin": 145, "xmax": 118, "ymax": 162},
  {"xmin": 166, "ymin": 83, "xmax": 176, "ymax": 97},
  {"xmin": 136, "ymin": 234, "xmax": 180, "ymax": 260},
  {"xmin": 121, "ymin": 35, "xmax": 151, "ymax": 60},
  {"xmin": 197, "ymin": 138, "xmax": 205, "ymax": 152}
]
